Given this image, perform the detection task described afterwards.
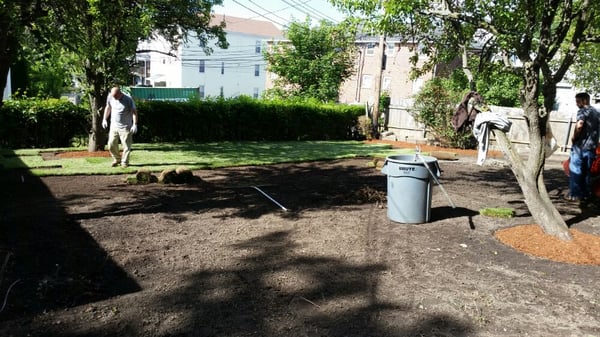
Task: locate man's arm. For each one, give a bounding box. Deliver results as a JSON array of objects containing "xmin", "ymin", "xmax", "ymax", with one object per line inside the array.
[
  {"xmin": 132, "ymin": 108, "xmax": 138, "ymax": 125},
  {"xmin": 572, "ymin": 120, "xmax": 584, "ymax": 143},
  {"xmin": 103, "ymin": 103, "xmax": 111, "ymax": 122},
  {"xmin": 102, "ymin": 101, "xmax": 111, "ymax": 129},
  {"xmin": 129, "ymin": 103, "xmax": 138, "ymax": 133}
]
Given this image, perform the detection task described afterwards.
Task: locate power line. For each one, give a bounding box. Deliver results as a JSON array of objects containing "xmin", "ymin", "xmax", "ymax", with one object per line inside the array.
[
  {"xmin": 247, "ymin": 0, "xmax": 290, "ymax": 23},
  {"xmin": 296, "ymin": 0, "xmax": 339, "ymax": 22},
  {"xmin": 221, "ymin": 1, "xmax": 296, "ymax": 26},
  {"xmin": 223, "ymin": 0, "xmax": 342, "ymax": 29},
  {"xmin": 285, "ymin": 0, "xmax": 334, "ymax": 22},
  {"xmin": 231, "ymin": 0, "xmax": 288, "ymax": 27}
]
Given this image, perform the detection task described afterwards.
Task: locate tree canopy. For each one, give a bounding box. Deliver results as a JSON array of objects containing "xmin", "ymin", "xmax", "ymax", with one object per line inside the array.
[
  {"xmin": 56, "ymin": 0, "xmax": 229, "ymax": 150},
  {"xmin": 569, "ymin": 43, "xmax": 600, "ymax": 94},
  {"xmin": 264, "ymin": 18, "xmax": 356, "ymax": 102}
]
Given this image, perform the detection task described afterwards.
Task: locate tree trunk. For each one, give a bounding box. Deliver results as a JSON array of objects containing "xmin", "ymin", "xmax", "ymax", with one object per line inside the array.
[
  {"xmin": 0, "ymin": 36, "xmax": 18, "ymax": 107},
  {"xmin": 371, "ymin": 35, "xmax": 385, "ymax": 139},
  {"xmin": 494, "ymin": 131, "xmax": 572, "ymax": 241},
  {"xmin": 460, "ymin": 45, "xmax": 475, "ymax": 91},
  {"xmin": 0, "ymin": 60, "xmax": 9, "ymax": 108},
  {"xmin": 87, "ymin": 93, "xmax": 107, "ymax": 152}
]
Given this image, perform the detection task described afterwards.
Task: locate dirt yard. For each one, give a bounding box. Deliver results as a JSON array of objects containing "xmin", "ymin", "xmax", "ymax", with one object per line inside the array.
[{"xmin": 0, "ymin": 143, "xmax": 599, "ymax": 337}]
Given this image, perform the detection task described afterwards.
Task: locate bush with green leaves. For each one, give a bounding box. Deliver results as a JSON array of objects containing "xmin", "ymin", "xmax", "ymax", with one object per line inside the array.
[
  {"xmin": 0, "ymin": 98, "xmax": 88, "ymax": 148},
  {"xmin": 474, "ymin": 65, "xmax": 522, "ymax": 107},
  {"xmin": 136, "ymin": 96, "xmax": 363, "ymax": 143},
  {"xmin": 412, "ymin": 78, "xmax": 476, "ymax": 149},
  {"xmin": 0, "ymin": 96, "xmax": 363, "ymax": 149}
]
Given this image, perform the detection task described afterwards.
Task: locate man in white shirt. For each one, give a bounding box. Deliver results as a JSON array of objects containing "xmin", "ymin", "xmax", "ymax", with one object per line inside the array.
[{"xmin": 102, "ymin": 86, "xmax": 138, "ymax": 168}]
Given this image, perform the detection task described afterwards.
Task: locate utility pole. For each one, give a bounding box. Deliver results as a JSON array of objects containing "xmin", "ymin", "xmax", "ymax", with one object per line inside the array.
[{"xmin": 371, "ymin": 34, "xmax": 386, "ymax": 139}]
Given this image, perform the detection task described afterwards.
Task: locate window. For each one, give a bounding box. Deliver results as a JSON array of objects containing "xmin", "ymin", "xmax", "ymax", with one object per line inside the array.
[
  {"xmin": 199, "ymin": 60, "xmax": 205, "ymax": 73},
  {"xmin": 199, "ymin": 85, "xmax": 205, "ymax": 99},
  {"xmin": 219, "ymin": 86, "xmax": 224, "ymax": 97},
  {"xmin": 366, "ymin": 43, "xmax": 375, "ymax": 56},
  {"xmin": 383, "ymin": 77, "xmax": 392, "ymax": 90},
  {"xmin": 254, "ymin": 64, "xmax": 260, "ymax": 77},
  {"xmin": 362, "ymin": 75, "xmax": 373, "ymax": 89},
  {"xmin": 255, "ymin": 40, "xmax": 262, "ymax": 54},
  {"xmin": 386, "ymin": 42, "xmax": 395, "ymax": 55},
  {"xmin": 221, "ymin": 62, "xmax": 225, "ymax": 75},
  {"xmin": 253, "ymin": 87, "xmax": 259, "ymax": 99}
]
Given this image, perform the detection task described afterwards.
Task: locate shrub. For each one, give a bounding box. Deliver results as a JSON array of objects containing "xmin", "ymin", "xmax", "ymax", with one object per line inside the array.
[
  {"xmin": 135, "ymin": 96, "xmax": 363, "ymax": 143},
  {"xmin": 0, "ymin": 98, "xmax": 88, "ymax": 148},
  {"xmin": 0, "ymin": 96, "xmax": 363, "ymax": 148},
  {"xmin": 412, "ymin": 79, "xmax": 476, "ymax": 149}
]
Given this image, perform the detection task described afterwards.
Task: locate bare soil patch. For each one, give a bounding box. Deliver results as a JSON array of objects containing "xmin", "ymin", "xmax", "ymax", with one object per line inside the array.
[
  {"xmin": 1, "ymin": 144, "xmax": 599, "ymax": 337},
  {"xmin": 370, "ymin": 140, "xmax": 600, "ymax": 266}
]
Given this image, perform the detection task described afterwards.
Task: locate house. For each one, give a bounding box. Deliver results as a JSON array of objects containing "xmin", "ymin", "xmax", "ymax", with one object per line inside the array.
[
  {"xmin": 337, "ymin": 36, "xmax": 433, "ymax": 106},
  {"xmin": 264, "ymin": 35, "xmax": 433, "ymax": 106},
  {"xmin": 135, "ymin": 14, "xmax": 282, "ymax": 99}
]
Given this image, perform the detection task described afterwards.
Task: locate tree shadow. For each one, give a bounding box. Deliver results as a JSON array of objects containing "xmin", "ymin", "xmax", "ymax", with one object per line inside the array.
[
  {"xmin": 48, "ymin": 230, "xmax": 474, "ymax": 336},
  {"xmin": 0, "ymin": 153, "xmax": 140, "ymax": 321},
  {"xmin": 544, "ymin": 166, "xmax": 600, "ymax": 225},
  {"xmin": 565, "ymin": 200, "xmax": 600, "ymax": 227},
  {"xmin": 165, "ymin": 231, "xmax": 473, "ymax": 336},
  {"xmin": 440, "ymin": 162, "xmax": 596, "ymax": 222}
]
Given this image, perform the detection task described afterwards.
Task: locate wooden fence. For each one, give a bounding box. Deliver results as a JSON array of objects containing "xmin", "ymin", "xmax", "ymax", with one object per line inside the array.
[{"xmin": 383, "ymin": 104, "xmax": 576, "ymax": 153}]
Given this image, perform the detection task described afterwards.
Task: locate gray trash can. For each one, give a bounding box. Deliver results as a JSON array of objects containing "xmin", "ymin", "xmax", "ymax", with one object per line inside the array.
[{"xmin": 381, "ymin": 154, "xmax": 440, "ymax": 223}]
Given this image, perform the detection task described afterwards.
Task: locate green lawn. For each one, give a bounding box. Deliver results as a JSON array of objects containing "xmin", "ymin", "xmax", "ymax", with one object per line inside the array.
[{"xmin": 0, "ymin": 141, "xmax": 411, "ymax": 176}]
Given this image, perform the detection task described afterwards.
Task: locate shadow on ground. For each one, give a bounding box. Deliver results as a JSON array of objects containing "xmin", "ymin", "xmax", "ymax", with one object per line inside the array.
[
  {"xmin": 35, "ymin": 231, "xmax": 475, "ymax": 337},
  {"xmin": 2, "ymin": 156, "xmax": 598, "ymax": 336},
  {"xmin": 0, "ymin": 152, "xmax": 140, "ymax": 321}
]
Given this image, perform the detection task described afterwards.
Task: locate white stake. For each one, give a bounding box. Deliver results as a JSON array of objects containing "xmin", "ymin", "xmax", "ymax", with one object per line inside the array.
[{"xmin": 251, "ymin": 186, "xmax": 288, "ymax": 212}]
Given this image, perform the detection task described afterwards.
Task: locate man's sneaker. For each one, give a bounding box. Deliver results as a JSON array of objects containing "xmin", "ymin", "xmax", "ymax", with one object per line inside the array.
[{"xmin": 111, "ymin": 161, "xmax": 119, "ymax": 167}]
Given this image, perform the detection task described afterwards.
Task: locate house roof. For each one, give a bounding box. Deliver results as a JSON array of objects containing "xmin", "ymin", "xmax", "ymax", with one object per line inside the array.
[{"xmin": 211, "ymin": 14, "xmax": 283, "ymax": 39}]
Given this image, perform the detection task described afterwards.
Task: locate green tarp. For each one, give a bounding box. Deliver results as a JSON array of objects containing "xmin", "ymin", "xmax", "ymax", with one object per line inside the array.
[{"xmin": 130, "ymin": 87, "xmax": 199, "ymax": 101}]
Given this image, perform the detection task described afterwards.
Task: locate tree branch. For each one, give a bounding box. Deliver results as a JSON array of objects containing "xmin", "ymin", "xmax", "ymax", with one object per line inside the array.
[
  {"xmin": 135, "ymin": 49, "xmax": 178, "ymax": 58},
  {"xmin": 583, "ymin": 34, "xmax": 600, "ymax": 43},
  {"xmin": 545, "ymin": 0, "xmax": 574, "ymax": 60},
  {"xmin": 553, "ymin": 0, "xmax": 593, "ymax": 81}
]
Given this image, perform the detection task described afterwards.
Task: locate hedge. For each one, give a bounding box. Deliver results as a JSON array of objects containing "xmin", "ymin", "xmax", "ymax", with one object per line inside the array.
[
  {"xmin": 0, "ymin": 96, "xmax": 365, "ymax": 148},
  {"xmin": 0, "ymin": 98, "xmax": 89, "ymax": 148}
]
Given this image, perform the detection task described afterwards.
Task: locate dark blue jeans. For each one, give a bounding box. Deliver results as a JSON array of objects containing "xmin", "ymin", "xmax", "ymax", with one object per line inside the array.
[{"xmin": 569, "ymin": 147, "xmax": 596, "ymax": 198}]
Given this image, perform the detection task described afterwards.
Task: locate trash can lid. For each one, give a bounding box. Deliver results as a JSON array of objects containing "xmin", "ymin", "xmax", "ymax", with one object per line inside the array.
[{"xmin": 385, "ymin": 154, "xmax": 437, "ymax": 165}]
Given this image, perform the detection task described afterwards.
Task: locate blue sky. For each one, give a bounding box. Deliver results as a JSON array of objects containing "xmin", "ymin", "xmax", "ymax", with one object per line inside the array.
[{"xmin": 214, "ymin": 0, "xmax": 346, "ymax": 28}]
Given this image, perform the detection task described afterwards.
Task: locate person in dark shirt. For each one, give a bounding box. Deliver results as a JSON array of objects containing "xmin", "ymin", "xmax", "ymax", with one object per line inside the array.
[{"xmin": 566, "ymin": 92, "xmax": 599, "ymax": 201}]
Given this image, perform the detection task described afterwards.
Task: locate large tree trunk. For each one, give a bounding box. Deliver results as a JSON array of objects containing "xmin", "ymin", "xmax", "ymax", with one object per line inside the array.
[
  {"xmin": 492, "ymin": 62, "xmax": 572, "ymax": 240},
  {"xmin": 85, "ymin": 64, "xmax": 108, "ymax": 152},
  {"xmin": 494, "ymin": 121, "xmax": 571, "ymax": 241},
  {"xmin": 87, "ymin": 93, "xmax": 107, "ymax": 152}
]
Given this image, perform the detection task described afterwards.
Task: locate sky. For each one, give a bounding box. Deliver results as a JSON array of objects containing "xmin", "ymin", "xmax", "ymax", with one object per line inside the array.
[{"xmin": 213, "ymin": 0, "xmax": 347, "ymax": 28}]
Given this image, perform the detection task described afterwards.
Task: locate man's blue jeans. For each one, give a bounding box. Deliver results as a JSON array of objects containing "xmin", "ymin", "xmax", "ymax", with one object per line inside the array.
[{"xmin": 569, "ymin": 147, "xmax": 596, "ymax": 198}]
